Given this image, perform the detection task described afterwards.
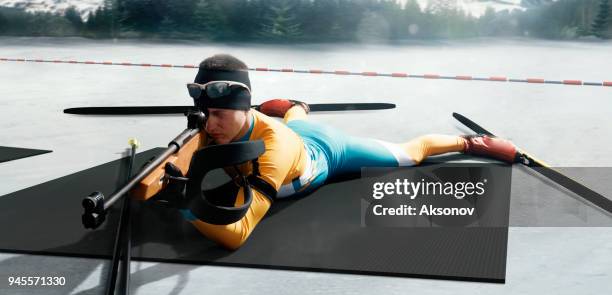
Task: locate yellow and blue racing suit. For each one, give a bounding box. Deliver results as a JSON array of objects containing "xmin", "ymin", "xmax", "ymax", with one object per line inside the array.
[{"xmin": 181, "ymin": 108, "xmax": 463, "ymax": 249}]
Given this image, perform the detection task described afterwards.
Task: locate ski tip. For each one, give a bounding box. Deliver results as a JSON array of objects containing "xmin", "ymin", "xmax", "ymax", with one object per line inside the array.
[
  {"xmin": 63, "ymin": 108, "xmax": 79, "ymax": 114},
  {"xmin": 452, "ymin": 112, "xmax": 469, "ymax": 121},
  {"xmin": 376, "ymin": 103, "xmax": 396, "ymax": 109}
]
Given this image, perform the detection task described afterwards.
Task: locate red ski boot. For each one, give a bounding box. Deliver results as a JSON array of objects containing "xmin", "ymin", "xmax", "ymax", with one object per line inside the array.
[
  {"xmin": 461, "ymin": 135, "xmax": 518, "ymax": 163},
  {"xmin": 257, "ymin": 99, "xmax": 310, "ymax": 118}
]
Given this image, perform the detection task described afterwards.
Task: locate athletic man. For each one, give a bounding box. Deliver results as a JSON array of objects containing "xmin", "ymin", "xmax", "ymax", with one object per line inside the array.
[{"xmin": 176, "ymin": 54, "xmax": 517, "ymax": 250}]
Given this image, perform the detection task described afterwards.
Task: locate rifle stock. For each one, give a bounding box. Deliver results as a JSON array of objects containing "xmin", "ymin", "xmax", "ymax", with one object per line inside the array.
[{"xmin": 131, "ymin": 131, "xmax": 205, "ymax": 201}]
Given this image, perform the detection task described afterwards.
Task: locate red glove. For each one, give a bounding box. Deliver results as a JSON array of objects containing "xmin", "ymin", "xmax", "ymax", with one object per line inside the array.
[
  {"xmin": 461, "ymin": 135, "xmax": 518, "ymax": 163},
  {"xmin": 257, "ymin": 99, "xmax": 310, "ymax": 118}
]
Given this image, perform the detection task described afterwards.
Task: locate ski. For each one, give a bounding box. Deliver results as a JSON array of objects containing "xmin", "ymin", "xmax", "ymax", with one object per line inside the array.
[
  {"xmin": 453, "ymin": 112, "xmax": 612, "ymax": 215},
  {"xmin": 64, "ymin": 103, "xmax": 396, "ymax": 115}
]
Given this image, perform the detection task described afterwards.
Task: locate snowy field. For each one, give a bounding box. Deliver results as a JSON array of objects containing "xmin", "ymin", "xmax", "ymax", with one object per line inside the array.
[{"xmin": 0, "ymin": 37, "xmax": 611, "ymax": 294}]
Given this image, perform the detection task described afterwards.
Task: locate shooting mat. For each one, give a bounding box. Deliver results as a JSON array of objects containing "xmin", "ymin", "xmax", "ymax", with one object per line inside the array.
[{"xmin": 0, "ymin": 148, "xmax": 509, "ymax": 283}]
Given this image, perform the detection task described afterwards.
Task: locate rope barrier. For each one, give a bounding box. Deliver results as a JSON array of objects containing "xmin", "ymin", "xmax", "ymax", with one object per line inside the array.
[{"xmin": 2, "ymin": 57, "xmax": 610, "ymax": 87}]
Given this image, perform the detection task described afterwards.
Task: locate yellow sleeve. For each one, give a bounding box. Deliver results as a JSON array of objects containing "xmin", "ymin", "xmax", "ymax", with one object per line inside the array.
[
  {"xmin": 189, "ymin": 187, "xmax": 272, "ymax": 250},
  {"xmin": 251, "ymin": 130, "xmax": 298, "ymax": 193},
  {"xmin": 188, "ymin": 117, "xmax": 300, "ymax": 250}
]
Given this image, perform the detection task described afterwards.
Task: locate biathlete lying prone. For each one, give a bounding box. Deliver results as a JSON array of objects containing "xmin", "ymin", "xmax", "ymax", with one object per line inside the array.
[{"xmin": 167, "ymin": 54, "xmax": 517, "ymax": 250}]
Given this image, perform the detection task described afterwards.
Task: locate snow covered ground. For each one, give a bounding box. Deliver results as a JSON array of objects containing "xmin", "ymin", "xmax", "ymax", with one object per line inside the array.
[{"xmin": 0, "ymin": 37, "xmax": 611, "ymax": 294}]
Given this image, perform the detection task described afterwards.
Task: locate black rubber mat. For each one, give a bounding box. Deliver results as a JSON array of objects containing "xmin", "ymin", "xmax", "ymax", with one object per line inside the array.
[
  {"xmin": 0, "ymin": 148, "xmax": 508, "ymax": 283},
  {"xmin": 0, "ymin": 146, "xmax": 51, "ymax": 163}
]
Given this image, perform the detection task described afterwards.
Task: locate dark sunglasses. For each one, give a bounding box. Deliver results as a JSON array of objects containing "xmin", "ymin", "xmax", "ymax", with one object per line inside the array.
[{"xmin": 187, "ymin": 81, "xmax": 251, "ymax": 100}]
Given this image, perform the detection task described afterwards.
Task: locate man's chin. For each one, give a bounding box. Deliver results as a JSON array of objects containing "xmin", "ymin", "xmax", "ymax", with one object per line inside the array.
[{"xmin": 213, "ymin": 137, "xmax": 230, "ymax": 144}]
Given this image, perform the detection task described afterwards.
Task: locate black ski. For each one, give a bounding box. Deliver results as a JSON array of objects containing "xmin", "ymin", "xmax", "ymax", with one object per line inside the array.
[
  {"xmin": 64, "ymin": 103, "xmax": 396, "ymax": 115},
  {"xmin": 453, "ymin": 112, "xmax": 612, "ymax": 215}
]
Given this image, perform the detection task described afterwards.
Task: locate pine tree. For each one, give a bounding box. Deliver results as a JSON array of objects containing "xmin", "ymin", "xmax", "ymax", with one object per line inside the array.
[
  {"xmin": 258, "ymin": 0, "xmax": 302, "ymax": 40},
  {"xmin": 425, "ymin": 0, "xmax": 460, "ymax": 38},
  {"xmin": 591, "ymin": 0, "xmax": 610, "ymax": 38},
  {"xmin": 400, "ymin": 0, "xmax": 423, "ymax": 38},
  {"xmin": 85, "ymin": 0, "xmax": 115, "ymax": 37},
  {"xmin": 104, "ymin": 0, "xmax": 117, "ymax": 38},
  {"xmin": 0, "ymin": 10, "xmax": 7, "ymax": 34},
  {"xmin": 191, "ymin": 0, "xmax": 227, "ymax": 39},
  {"xmin": 159, "ymin": 0, "xmax": 198, "ymax": 36},
  {"xmin": 355, "ymin": 10, "xmax": 390, "ymax": 42},
  {"xmin": 64, "ymin": 6, "xmax": 83, "ymax": 30},
  {"xmin": 118, "ymin": 0, "xmax": 163, "ymax": 34},
  {"xmin": 158, "ymin": 16, "xmax": 178, "ymax": 36},
  {"xmin": 298, "ymin": 0, "xmax": 339, "ymax": 41}
]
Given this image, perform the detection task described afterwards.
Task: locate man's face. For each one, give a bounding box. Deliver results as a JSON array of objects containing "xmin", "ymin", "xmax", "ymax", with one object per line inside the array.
[{"xmin": 205, "ymin": 108, "xmax": 248, "ymax": 144}]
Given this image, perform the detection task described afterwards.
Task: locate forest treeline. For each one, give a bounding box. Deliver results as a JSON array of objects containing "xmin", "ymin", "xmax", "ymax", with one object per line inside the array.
[{"xmin": 0, "ymin": 0, "xmax": 610, "ymax": 41}]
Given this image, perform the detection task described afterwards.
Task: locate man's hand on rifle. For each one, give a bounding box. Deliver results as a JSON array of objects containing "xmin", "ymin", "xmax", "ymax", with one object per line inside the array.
[{"xmin": 157, "ymin": 162, "xmax": 188, "ymax": 208}]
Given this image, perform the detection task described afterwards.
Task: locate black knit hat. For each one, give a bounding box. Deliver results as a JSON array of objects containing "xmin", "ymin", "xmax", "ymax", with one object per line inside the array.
[{"xmin": 196, "ymin": 46, "xmax": 255, "ymax": 107}]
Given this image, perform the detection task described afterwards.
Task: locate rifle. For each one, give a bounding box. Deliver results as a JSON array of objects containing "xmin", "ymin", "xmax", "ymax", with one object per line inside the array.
[
  {"xmin": 81, "ymin": 101, "xmax": 397, "ymax": 227},
  {"xmin": 81, "ymin": 110, "xmax": 206, "ymax": 230},
  {"xmin": 80, "ymin": 110, "xmax": 205, "ymax": 295}
]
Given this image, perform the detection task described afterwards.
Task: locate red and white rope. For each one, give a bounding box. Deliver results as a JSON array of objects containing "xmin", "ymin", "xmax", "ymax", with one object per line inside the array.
[{"xmin": 2, "ymin": 57, "xmax": 610, "ymax": 87}]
